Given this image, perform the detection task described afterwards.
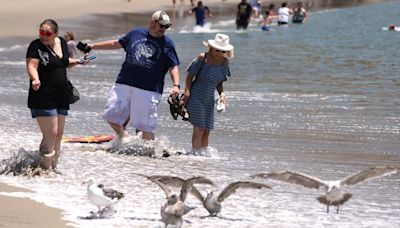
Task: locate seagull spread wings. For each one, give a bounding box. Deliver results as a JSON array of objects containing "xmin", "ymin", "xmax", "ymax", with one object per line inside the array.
[
  {"xmin": 341, "ymin": 165, "xmax": 399, "ymax": 186},
  {"xmin": 142, "ymin": 174, "xmax": 210, "ymax": 202},
  {"xmin": 217, "ymin": 181, "xmax": 272, "ymax": 202},
  {"xmin": 180, "ymin": 176, "xmax": 214, "ymax": 202},
  {"xmin": 251, "ymin": 171, "xmax": 326, "ymax": 189}
]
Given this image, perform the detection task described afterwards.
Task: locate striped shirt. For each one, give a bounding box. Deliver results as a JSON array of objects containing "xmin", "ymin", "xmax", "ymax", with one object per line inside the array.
[{"xmin": 186, "ymin": 56, "xmax": 231, "ymax": 129}]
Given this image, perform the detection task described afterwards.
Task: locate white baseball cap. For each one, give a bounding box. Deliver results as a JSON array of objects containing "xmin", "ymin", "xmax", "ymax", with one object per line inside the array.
[{"xmin": 152, "ymin": 10, "xmax": 171, "ymax": 26}]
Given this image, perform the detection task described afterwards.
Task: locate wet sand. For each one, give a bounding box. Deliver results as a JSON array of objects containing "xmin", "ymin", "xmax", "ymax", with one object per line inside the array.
[{"xmin": 0, "ymin": 182, "xmax": 73, "ymax": 228}]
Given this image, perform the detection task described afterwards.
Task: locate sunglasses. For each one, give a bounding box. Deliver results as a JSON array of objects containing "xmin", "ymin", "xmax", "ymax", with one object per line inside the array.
[
  {"xmin": 39, "ymin": 29, "xmax": 54, "ymax": 37},
  {"xmin": 156, "ymin": 21, "xmax": 171, "ymax": 29},
  {"xmin": 215, "ymin": 49, "xmax": 226, "ymax": 54}
]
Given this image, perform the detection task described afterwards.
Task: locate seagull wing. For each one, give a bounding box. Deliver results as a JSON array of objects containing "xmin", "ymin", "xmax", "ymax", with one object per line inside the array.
[
  {"xmin": 217, "ymin": 181, "xmax": 272, "ymax": 203},
  {"xmin": 99, "ymin": 185, "xmax": 124, "ymax": 200},
  {"xmin": 341, "ymin": 165, "xmax": 400, "ymax": 186},
  {"xmin": 251, "ymin": 171, "xmax": 326, "ymax": 189},
  {"xmin": 149, "ymin": 175, "xmax": 207, "ymax": 202},
  {"xmin": 180, "ymin": 176, "xmax": 214, "ymax": 202},
  {"xmin": 149, "ymin": 175, "xmax": 186, "ymax": 187}
]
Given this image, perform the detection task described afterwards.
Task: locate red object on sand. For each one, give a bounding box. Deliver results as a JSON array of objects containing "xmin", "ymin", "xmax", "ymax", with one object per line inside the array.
[{"xmin": 62, "ymin": 135, "xmax": 114, "ymax": 143}]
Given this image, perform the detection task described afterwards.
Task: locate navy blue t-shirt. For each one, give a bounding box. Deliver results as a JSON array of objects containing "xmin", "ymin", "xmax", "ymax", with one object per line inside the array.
[
  {"xmin": 191, "ymin": 6, "xmax": 209, "ymax": 26},
  {"xmin": 117, "ymin": 28, "xmax": 180, "ymax": 94}
]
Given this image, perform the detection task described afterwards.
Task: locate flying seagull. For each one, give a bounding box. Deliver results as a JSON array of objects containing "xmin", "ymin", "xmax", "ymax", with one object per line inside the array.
[
  {"xmin": 150, "ymin": 176, "xmax": 272, "ymax": 216},
  {"xmin": 85, "ymin": 180, "xmax": 124, "ymax": 216},
  {"xmin": 200, "ymin": 181, "xmax": 272, "ymax": 216},
  {"xmin": 251, "ymin": 165, "xmax": 400, "ymax": 213},
  {"xmin": 141, "ymin": 175, "xmax": 214, "ymax": 227}
]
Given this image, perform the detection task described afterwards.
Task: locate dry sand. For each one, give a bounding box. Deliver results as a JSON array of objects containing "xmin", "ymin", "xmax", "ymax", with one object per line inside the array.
[{"xmin": 1, "ymin": 0, "xmax": 228, "ymax": 38}]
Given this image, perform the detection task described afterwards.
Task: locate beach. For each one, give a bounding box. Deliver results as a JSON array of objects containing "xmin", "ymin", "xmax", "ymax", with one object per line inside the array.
[
  {"xmin": 0, "ymin": 183, "xmax": 73, "ymax": 227},
  {"xmin": 1, "ymin": 0, "xmax": 386, "ymax": 39},
  {"xmin": 1, "ymin": 0, "xmax": 398, "ymax": 227}
]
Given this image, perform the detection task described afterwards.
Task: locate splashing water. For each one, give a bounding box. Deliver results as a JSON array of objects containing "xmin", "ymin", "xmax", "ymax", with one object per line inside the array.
[{"xmin": 0, "ymin": 148, "xmax": 50, "ymax": 176}]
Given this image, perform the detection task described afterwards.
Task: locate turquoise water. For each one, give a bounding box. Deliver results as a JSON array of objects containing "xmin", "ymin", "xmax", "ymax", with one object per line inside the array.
[{"xmin": 0, "ymin": 1, "xmax": 399, "ymax": 227}]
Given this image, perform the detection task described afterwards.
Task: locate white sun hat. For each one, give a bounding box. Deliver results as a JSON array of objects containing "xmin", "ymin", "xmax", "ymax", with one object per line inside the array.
[{"xmin": 205, "ymin": 33, "xmax": 234, "ymax": 52}]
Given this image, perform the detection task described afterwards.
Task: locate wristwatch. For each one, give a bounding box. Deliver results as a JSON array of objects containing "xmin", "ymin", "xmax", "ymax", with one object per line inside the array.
[{"xmin": 173, "ymin": 84, "xmax": 180, "ymax": 89}]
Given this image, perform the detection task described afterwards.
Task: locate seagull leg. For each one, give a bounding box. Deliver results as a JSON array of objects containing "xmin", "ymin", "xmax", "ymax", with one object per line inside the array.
[
  {"xmin": 336, "ymin": 205, "xmax": 339, "ymax": 214},
  {"xmin": 326, "ymin": 205, "xmax": 329, "ymax": 213}
]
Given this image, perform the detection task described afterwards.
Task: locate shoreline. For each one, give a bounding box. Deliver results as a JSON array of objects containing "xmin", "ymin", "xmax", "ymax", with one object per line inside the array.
[
  {"xmin": 0, "ymin": 0, "xmax": 390, "ymax": 47},
  {"xmin": 0, "ymin": 182, "xmax": 73, "ymax": 228}
]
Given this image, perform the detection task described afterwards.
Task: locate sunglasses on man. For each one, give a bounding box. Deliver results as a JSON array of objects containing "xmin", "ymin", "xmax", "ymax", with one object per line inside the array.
[
  {"xmin": 39, "ymin": 29, "xmax": 54, "ymax": 37},
  {"xmin": 215, "ymin": 49, "xmax": 226, "ymax": 54},
  {"xmin": 156, "ymin": 21, "xmax": 171, "ymax": 30}
]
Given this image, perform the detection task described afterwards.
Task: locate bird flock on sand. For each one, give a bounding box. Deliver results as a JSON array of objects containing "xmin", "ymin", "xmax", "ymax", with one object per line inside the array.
[{"xmin": 85, "ymin": 165, "xmax": 399, "ymax": 227}]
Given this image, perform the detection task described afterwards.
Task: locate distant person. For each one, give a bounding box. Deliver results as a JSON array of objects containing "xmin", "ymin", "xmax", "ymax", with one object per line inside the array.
[
  {"xmin": 236, "ymin": 0, "xmax": 253, "ymax": 30},
  {"xmin": 277, "ymin": 2, "xmax": 293, "ymax": 25},
  {"xmin": 259, "ymin": 3, "xmax": 276, "ymax": 30},
  {"xmin": 172, "ymin": 0, "xmax": 185, "ymax": 6},
  {"xmin": 265, "ymin": 3, "xmax": 277, "ymax": 24},
  {"xmin": 182, "ymin": 33, "xmax": 234, "ymax": 152},
  {"xmin": 388, "ymin": 24, "xmax": 400, "ymax": 31},
  {"xmin": 26, "ymin": 19, "xmax": 91, "ymax": 171},
  {"xmin": 83, "ymin": 11, "xmax": 180, "ymax": 147},
  {"xmin": 64, "ymin": 31, "xmax": 77, "ymax": 59},
  {"xmin": 249, "ymin": 0, "xmax": 262, "ymax": 18},
  {"xmin": 292, "ymin": 2, "xmax": 307, "ymax": 24},
  {"xmin": 189, "ymin": 1, "xmax": 211, "ymax": 27},
  {"xmin": 177, "ymin": 0, "xmax": 196, "ymax": 6}
]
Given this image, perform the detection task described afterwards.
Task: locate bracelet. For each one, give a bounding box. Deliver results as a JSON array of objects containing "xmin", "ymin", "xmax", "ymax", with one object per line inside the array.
[{"xmin": 173, "ymin": 84, "xmax": 180, "ymax": 89}]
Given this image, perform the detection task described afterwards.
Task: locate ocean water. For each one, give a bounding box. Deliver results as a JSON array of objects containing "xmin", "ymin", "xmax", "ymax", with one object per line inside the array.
[{"xmin": 0, "ymin": 1, "xmax": 399, "ymax": 227}]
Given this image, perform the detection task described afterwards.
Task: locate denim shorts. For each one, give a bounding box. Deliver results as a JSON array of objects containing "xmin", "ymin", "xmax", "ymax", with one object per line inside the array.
[{"xmin": 30, "ymin": 108, "xmax": 68, "ymax": 118}]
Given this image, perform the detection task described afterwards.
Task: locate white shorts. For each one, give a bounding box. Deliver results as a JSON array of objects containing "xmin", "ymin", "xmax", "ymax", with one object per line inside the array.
[{"xmin": 103, "ymin": 83, "xmax": 162, "ymax": 133}]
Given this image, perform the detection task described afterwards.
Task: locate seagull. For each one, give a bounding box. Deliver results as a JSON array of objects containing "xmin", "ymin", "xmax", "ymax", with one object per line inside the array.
[
  {"xmin": 141, "ymin": 175, "xmax": 214, "ymax": 227},
  {"xmin": 150, "ymin": 176, "xmax": 272, "ymax": 217},
  {"xmin": 200, "ymin": 181, "xmax": 272, "ymax": 216},
  {"xmin": 85, "ymin": 180, "xmax": 124, "ymax": 216},
  {"xmin": 251, "ymin": 165, "xmax": 400, "ymax": 213}
]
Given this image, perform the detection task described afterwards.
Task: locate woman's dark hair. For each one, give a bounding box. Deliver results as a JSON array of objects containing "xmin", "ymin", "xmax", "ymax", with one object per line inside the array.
[
  {"xmin": 297, "ymin": 1, "xmax": 303, "ymax": 7},
  {"xmin": 269, "ymin": 4, "xmax": 275, "ymax": 10},
  {"xmin": 40, "ymin": 19, "xmax": 58, "ymax": 33},
  {"xmin": 282, "ymin": 2, "xmax": 287, "ymax": 7}
]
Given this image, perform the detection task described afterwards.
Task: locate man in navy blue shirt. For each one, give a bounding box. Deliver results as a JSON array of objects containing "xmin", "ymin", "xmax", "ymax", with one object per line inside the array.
[
  {"xmin": 189, "ymin": 1, "xmax": 211, "ymax": 27},
  {"xmin": 86, "ymin": 11, "xmax": 180, "ymax": 145}
]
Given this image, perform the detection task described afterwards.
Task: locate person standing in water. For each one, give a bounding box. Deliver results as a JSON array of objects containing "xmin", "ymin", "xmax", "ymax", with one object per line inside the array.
[
  {"xmin": 83, "ymin": 11, "xmax": 180, "ymax": 147},
  {"xmin": 277, "ymin": 2, "xmax": 293, "ymax": 25},
  {"xmin": 236, "ymin": 0, "xmax": 253, "ymax": 30},
  {"xmin": 183, "ymin": 33, "xmax": 234, "ymax": 153},
  {"xmin": 292, "ymin": 1, "xmax": 307, "ymax": 24},
  {"xmin": 26, "ymin": 19, "xmax": 91, "ymax": 172},
  {"xmin": 189, "ymin": 1, "xmax": 211, "ymax": 27}
]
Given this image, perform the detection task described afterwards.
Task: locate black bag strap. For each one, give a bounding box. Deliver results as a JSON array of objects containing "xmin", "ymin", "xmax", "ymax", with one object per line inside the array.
[{"xmin": 192, "ymin": 53, "xmax": 206, "ymax": 83}]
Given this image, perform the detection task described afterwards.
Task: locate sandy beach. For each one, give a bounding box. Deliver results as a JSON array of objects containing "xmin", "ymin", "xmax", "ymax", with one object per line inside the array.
[
  {"xmin": 0, "ymin": 182, "xmax": 73, "ymax": 228},
  {"xmin": 0, "ymin": 0, "xmax": 393, "ymax": 227},
  {"xmin": 1, "ymin": 0, "xmax": 230, "ymax": 38}
]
